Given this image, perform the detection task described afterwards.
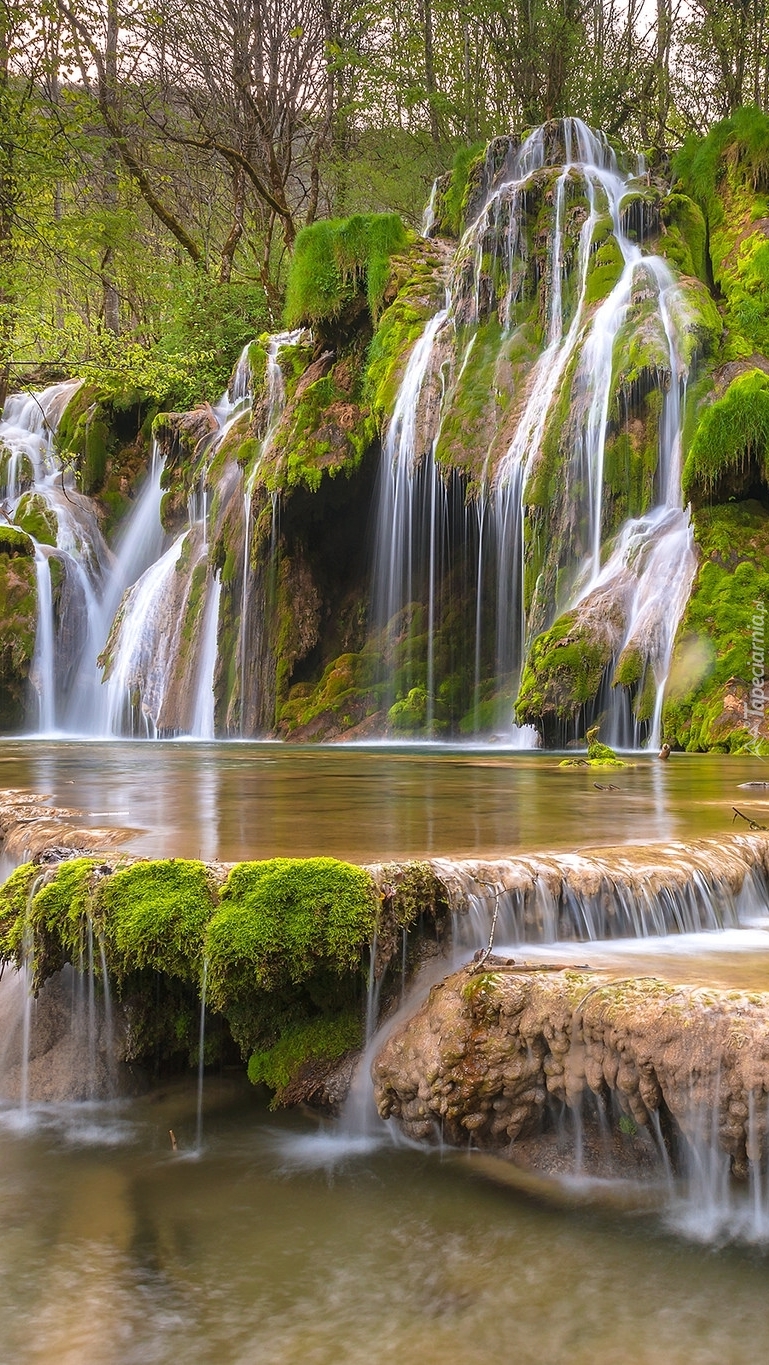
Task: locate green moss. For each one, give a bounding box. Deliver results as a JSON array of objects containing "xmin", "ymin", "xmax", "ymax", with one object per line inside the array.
[
  {"xmin": 388, "ymin": 685, "xmax": 429, "ymax": 733},
  {"xmin": 585, "ymin": 218, "xmax": 624, "ymax": 306},
  {"xmin": 247, "ymin": 1010, "xmax": 361, "ymax": 1104},
  {"xmin": 284, "ymin": 214, "xmax": 408, "ymax": 327},
  {"xmin": 682, "ymin": 369, "xmax": 769, "ymax": 502},
  {"xmin": 663, "ymin": 500, "xmax": 769, "ymax": 750},
  {"xmin": 0, "ymin": 525, "xmax": 33, "ymax": 557},
  {"xmin": 277, "ymin": 652, "xmax": 380, "ymax": 735},
  {"xmin": 102, "ymin": 860, "xmax": 218, "ymax": 982},
  {"xmin": 14, "ymin": 492, "xmax": 57, "ymax": 546},
  {"xmin": 437, "ymin": 143, "xmax": 485, "ymax": 236},
  {"xmin": 0, "ymin": 550, "xmax": 38, "ymax": 725},
  {"xmin": 659, "ymin": 193, "xmax": 708, "ymax": 281},
  {"xmin": 269, "ymin": 356, "xmax": 376, "ymax": 492},
  {"xmin": 516, "ymin": 610, "xmax": 614, "ymax": 725},
  {"xmin": 206, "ymin": 858, "xmax": 377, "ymax": 1008}
]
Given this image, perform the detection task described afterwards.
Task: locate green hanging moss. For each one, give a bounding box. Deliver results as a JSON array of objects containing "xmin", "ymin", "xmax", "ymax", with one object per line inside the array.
[
  {"xmin": 247, "ymin": 1010, "xmax": 361, "ymax": 1105},
  {"xmin": 437, "ymin": 143, "xmax": 485, "ymax": 236},
  {"xmin": 682, "ymin": 369, "xmax": 769, "ymax": 502},
  {"xmin": 284, "ymin": 214, "xmax": 409, "ymax": 327},
  {"xmin": 206, "ymin": 858, "xmax": 378, "ymax": 1008},
  {"xmin": 102, "ymin": 859, "xmax": 218, "ymax": 982},
  {"xmin": 659, "ymin": 193, "xmax": 709, "ymax": 281}
]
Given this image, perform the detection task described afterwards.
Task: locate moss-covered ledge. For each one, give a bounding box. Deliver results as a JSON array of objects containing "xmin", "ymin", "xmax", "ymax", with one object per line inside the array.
[{"xmin": 0, "ymin": 852, "xmax": 449, "ymax": 1108}]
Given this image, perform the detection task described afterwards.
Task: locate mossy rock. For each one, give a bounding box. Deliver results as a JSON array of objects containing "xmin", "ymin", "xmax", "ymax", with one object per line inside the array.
[
  {"xmin": 0, "ymin": 551, "xmax": 38, "ymax": 728},
  {"xmin": 0, "ymin": 525, "xmax": 34, "ymax": 557},
  {"xmin": 659, "ymin": 193, "xmax": 709, "ymax": 282},
  {"xmin": 14, "ymin": 491, "xmax": 57, "ymax": 546},
  {"xmin": 516, "ymin": 610, "xmax": 615, "ymax": 726},
  {"xmin": 682, "ymin": 368, "xmax": 769, "ymax": 504}
]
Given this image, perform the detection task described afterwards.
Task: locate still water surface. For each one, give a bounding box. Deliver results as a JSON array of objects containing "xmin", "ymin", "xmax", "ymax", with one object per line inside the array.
[{"xmin": 0, "ymin": 739, "xmax": 767, "ymax": 860}]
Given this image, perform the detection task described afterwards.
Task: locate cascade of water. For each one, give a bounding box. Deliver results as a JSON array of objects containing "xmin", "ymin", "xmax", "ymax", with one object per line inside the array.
[
  {"xmin": 238, "ymin": 330, "xmax": 303, "ymax": 732},
  {"xmin": 19, "ymin": 928, "xmax": 34, "ymax": 1121},
  {"xmin": 370, "ymin": 304, "xmax": 450, "ymax": 715},
  {"xmin": 100, "ymin": 532, "xmax": 188, "ymax": 736},
  {"xmin": 421, "ymin": 179, "xmax": 439, "ymax": 238}
]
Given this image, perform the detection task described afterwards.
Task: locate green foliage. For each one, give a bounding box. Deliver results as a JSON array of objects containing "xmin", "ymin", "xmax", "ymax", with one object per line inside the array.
[
  {"xmin": 206, "ymin": 859, "xmax": 377, "ymax": 1007},
  {"xmin": 0, "ymin": 864, "xmax": 38, "ymax": 965},
  {"xmin": 102, "ymin": 860, "xmax": 218, "ymax": 982},
  {"xmin": 683, "ymin": 369, "xmax": 769, "ymax": 501},
  {"xmin": 155, "ymin": 273, "xmax": 269, "ymax": 405},
  {"xmin": 247, "ymin": 1011, "xmax": 361, "ymax": 1103},
  {"xmin": 284, "ymin": 214, "xmax": 408, "ymax": 327}
]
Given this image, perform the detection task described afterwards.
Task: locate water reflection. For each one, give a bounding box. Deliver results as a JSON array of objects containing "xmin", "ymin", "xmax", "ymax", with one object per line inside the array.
[{"xmin": 0, "ymin": 741, "xmax": 766, "ymax": 861}]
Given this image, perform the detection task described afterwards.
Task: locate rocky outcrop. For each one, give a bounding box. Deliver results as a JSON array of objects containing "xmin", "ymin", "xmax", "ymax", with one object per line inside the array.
[{"xmin": 373, "ymin": 963, "xmax": 769, "ymax": 1178}]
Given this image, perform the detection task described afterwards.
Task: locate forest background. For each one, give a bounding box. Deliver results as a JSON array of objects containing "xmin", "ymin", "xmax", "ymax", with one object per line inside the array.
[{"xmin": 0, "ymin": 0, "xmax": 764, "ymax": 408}]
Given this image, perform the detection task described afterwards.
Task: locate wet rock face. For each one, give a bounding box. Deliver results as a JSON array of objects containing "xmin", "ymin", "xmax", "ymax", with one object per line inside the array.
[{"xmin": 373, "ymin": 965, "xmax": 769, "ymax": 1178}]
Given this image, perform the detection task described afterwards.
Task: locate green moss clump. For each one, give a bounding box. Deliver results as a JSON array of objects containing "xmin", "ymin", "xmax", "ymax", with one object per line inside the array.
[
  {"xmin": 585, "ymin": 218, "xmax": 624, "ymax": 306},
  {"xmin": 682, "ymin": 369, "xmax": 769, "ymax": 502},
  {"xmin": 102, "ymin": 860, "xmax": 218, "ymax": 982},
  {"xmin": 277, "ymin": 652, "xmax": 380, "ymax": 737},
  {"xmin": 247, "ymin": 1011, "xmax": 361, "ymax": 1105},
  {"xmin": 284, "ymin": 214, "xmax": 408, "ymax": 327},
  {"xmin": 14, "ymin": 492, "xmax": 57, "ymax": 546},
  {"xmin": 388, "ymin": 685, "xmax": 429, "ymax": 733},
  {"xmin": 206, "ymin": 858, "xmax": 377, "ymax": 1007}
]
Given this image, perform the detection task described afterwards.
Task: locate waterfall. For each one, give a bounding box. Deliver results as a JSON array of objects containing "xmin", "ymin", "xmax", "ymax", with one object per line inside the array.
[
  {"xmin": 191, "ymin": 573, "xmax": 222, "ymax": 739},
  {"xmin": 100, "ymin": 533, "xmax": 188, "ymax": 736},
  {"xmin": 368, "ymin": 117, "xmax": 697, "ymax": 743}
]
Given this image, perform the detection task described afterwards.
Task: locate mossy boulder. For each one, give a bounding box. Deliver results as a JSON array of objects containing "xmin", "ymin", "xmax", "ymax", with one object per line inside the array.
[
  {"xmin": 516, "ymin": 609, "xmax": 615, "ymax": 731},
  {"xmin": 0, "ymin": 854, "xmax": 382, "ymax": 1099},
  {"xmin": 14, "ymin": 491, "xmax": 57, "ymax": 546}
]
